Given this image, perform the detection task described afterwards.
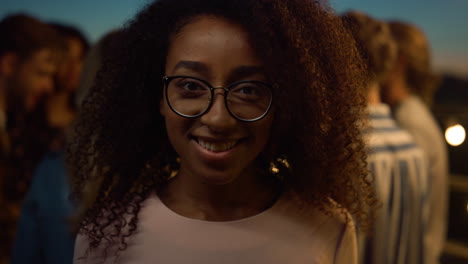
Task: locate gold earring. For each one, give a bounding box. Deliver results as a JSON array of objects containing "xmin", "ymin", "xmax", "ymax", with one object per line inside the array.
[{"xmin": 269, "ymin": 156, "xmax": 290, "ymax": 180}]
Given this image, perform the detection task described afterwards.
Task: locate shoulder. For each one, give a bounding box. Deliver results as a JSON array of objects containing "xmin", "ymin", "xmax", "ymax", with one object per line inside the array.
[
  {"xmin": 274, "ymin": 192, "xmax": 353, "ymax": 231},
  {"xmin": 28, "ymin": 151, "xmax": 69, "ymax": 201},
  {"xmin": 273, "ymin": 193, "xmax": 357, "ymax": 262},
  {"xmin": 74, "ymin": 229, "xmax": 120, "ymax": 264},
  {"xmin": 33, "ymin": 151, "xmax": 67, "ymax": 181},
  {"xmin": 318, "ymin": 199, "xmax": 357, "ymax": 264},
  {"xmin": 73, "ymin": 232, "xmax": 90, "ymax": 263},
  {"xmin": 366, "ymin": 104, "xmax": 416, "ymax": 149},
  {"xmin": 395, "ymin": 96, "xmax": 438, "ymax": 130}
]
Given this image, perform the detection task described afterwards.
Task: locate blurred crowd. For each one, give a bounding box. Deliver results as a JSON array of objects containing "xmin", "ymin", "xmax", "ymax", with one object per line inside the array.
[
  {"xmin": 341, "ymin": 11, "xmax": 448, "ymax": 264},
  {"xmin": 0, "ymin": 14, "xmax": 123, "ymax": 264},
  {"xmin": 0, "ymin": 8, "xmax": 448, "ymax": 264},
  {"xmin": 0, "ymin": 14, "xmax": 89, "ymax": 264}
]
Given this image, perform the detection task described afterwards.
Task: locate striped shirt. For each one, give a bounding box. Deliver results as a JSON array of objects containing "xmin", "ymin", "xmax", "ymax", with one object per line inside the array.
[
  {"xmin": 394, "ymin": 96, "xmax": 448, "ymax": 264},
  {"xmin": 361, "ymin": 104, "xmax": 429, "ymax": 264}
]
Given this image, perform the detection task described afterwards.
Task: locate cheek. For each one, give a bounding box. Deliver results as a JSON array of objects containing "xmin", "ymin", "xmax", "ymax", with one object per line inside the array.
[
  {"xmin": 163, "ymin": 112, "xmax": 192, "ymax": 149},
  {"xmin": 252, "ymin": 116, "xmax": 274, "ymax": 150}
]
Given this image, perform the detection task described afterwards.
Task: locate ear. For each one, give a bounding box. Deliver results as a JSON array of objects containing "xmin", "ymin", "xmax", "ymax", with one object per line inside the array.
[{"xmin": 0, "ymin": 52, "xmax": 19, "ymax": 77}]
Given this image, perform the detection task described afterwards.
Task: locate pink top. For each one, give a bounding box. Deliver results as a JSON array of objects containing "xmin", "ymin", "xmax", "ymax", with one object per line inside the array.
[{"xmin": 74, "ymin": 193, "xmax": 357, "ymax": 264}]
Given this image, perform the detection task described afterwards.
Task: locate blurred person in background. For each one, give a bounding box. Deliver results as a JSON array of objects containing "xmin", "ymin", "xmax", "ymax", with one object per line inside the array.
[
  {"xmin": 75, "ymin": 29, "xmax": 122, "ymax": 107},
  {"xmin": 8, "ymin": 23, "xmax": 89, "ymax": 169},
  {"xmin": 45, "ymin": 23, "xmax": 89, "ymax": 137},
  {"xmin": 2, "ymin": 23, "xmax": 87, "ymax": 237},
  {"xmin": 10, "ymin": 29, "xmax": 126, "ymax": 264},
  {"xmin": 10, "ymin": 23, "xmax": 89, "ymax": 264},
  {"xmin": 0, "ymin": 13, "xmax": 59, "ymax": 264},
  {"xmin": 381, "ymin": 21, "xmax": 448, "ymax": 264},
  {"xmin": 343, "ymin": 11, "xmax": 429, "ymax": 264}
]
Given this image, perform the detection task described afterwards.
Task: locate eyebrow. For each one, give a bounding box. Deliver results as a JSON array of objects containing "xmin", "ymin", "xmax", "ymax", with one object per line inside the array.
[
  {"xmin": 173, "ymin": 61, "xmax": 210, "ymax": 76},
  {"xmin": 172, "ymin": 60, "xmax": 265, "ymax": 81}
]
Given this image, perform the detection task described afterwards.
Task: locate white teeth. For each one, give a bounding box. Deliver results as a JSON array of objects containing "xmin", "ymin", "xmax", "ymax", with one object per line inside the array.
[{"xmin": 197, "ymin": 139, "xmax": 237, "ymax": 152}]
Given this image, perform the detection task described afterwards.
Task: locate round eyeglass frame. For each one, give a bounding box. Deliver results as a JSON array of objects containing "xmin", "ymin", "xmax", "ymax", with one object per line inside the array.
[{"xmin": 162, "ymin": 75, "xmax": 274, "ymax": 122}]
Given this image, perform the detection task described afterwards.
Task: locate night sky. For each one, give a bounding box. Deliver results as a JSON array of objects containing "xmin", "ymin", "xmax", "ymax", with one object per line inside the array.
[{"xmin": 2, "ymin": 0, "xmax": 467, "ymax": 76}]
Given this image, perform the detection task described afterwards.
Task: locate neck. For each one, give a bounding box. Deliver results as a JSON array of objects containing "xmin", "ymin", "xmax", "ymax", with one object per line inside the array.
[
  {"xmin": 386, "ymin": 67, "xmax": 412, "ymax": 107},
  {"xmin": 367, "ymin": 81, "xmax": 381, "ymax": 105},
  {"xmin": 392, "ymin": 81, "xmax": 411, "ymax": 107},
  {"xmin": 46, "ymin": 92, "xmax": 75, "ymax": 128},
  {"xmin": 160, "ymin": 167, "xmax": 279, "ymax": 221}
]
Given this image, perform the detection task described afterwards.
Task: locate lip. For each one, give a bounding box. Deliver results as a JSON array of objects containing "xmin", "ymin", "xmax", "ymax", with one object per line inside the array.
[
  {"xmin": 197, "ymin": 139, "xmax": 237, "ymax": 152},
  {"xmin": 190, "ymin": 136, "xmax": 244, "ymax": 162}
]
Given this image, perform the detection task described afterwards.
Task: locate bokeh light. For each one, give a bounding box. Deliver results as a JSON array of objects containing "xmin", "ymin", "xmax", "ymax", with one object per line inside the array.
[{"xmin": 445, "ymin": 124, "xmax": 466, "ymax": 146}]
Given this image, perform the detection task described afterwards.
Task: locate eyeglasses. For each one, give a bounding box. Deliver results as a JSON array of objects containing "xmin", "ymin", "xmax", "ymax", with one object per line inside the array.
[{"xmin": 162, "ymin": 75, "xmax": 273, "ymax": 122}]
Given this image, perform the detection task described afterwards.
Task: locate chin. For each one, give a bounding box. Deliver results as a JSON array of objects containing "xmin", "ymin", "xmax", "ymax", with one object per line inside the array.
[
  {"xmin": 196, "ymin": 168, "xmax": 242, "ymax": 186},
  {"xmin": 200, "ymin": 174, "xmax": 237, "ymax": 186}
]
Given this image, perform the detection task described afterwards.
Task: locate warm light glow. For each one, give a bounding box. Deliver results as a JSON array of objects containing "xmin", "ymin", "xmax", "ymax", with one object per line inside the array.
[{"xmin": 445, "ymin": 124, "xmax": 466, "ymax": 146}]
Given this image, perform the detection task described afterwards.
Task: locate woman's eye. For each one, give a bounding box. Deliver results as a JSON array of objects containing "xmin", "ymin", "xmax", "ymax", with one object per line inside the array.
[
  {"xmin": 237, "ymin": 86, "xmax": 258, "ymax": 95},
  {"xmin": 182, "ymin": 82, "xmax": 204, "ymax": 91}
]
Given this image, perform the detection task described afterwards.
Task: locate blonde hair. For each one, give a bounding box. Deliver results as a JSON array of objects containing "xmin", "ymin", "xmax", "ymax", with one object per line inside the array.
[
  {"xmin": 389, "ymin": 21, "xmax": 440, "ymax": 106},
  {"xmin": 342, "ymin": 11, "xmax": 397, "ymax": 84}
]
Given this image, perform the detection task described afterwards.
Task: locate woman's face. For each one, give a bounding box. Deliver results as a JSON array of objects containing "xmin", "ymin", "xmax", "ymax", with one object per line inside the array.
[{"xmin": 161, "ymin": 15, "xmax": 274, "ymax": 186}]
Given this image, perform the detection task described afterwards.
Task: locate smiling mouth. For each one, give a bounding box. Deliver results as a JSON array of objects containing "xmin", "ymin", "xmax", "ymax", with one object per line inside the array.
[{"xmin": 195, "ymin": 138, "xmax": 239, "ymax": 152}]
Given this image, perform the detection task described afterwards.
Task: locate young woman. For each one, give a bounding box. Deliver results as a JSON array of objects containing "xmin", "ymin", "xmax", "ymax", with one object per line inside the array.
[{"xmin": 69, "ymin": 0, "xmax": 376, "ymax": 263}]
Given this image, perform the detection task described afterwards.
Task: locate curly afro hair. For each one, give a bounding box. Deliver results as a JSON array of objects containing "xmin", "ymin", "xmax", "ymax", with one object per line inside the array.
[{"xmin": 68, "ymin": 0, "xmax": 377, "ymax": 259}]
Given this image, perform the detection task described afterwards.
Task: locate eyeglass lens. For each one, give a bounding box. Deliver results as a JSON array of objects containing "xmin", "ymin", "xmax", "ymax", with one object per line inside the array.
[{"xmin": 166, "ymin": 76, "xmax": 272, "ymax": 121}]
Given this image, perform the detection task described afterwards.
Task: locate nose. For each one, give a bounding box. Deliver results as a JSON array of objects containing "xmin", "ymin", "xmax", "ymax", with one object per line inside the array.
[{"xmin": 200, "ymin": 91, "xmax": 237, "ymax": 132}]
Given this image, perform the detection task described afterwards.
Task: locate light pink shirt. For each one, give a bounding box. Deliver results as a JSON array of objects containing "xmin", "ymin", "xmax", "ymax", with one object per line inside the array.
[{"xmin": 74, "ymin": 193, "xmax": 357, "ymax": 264}]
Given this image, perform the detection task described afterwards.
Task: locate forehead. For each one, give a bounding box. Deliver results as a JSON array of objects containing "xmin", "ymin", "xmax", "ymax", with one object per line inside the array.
[
  {"xmin": 165, "ymin": 16, "xmax": 262, "ymax": 77},
  {"xmin": 169, "ymin": 15, "xmax": 253, "ymax": 53}
]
